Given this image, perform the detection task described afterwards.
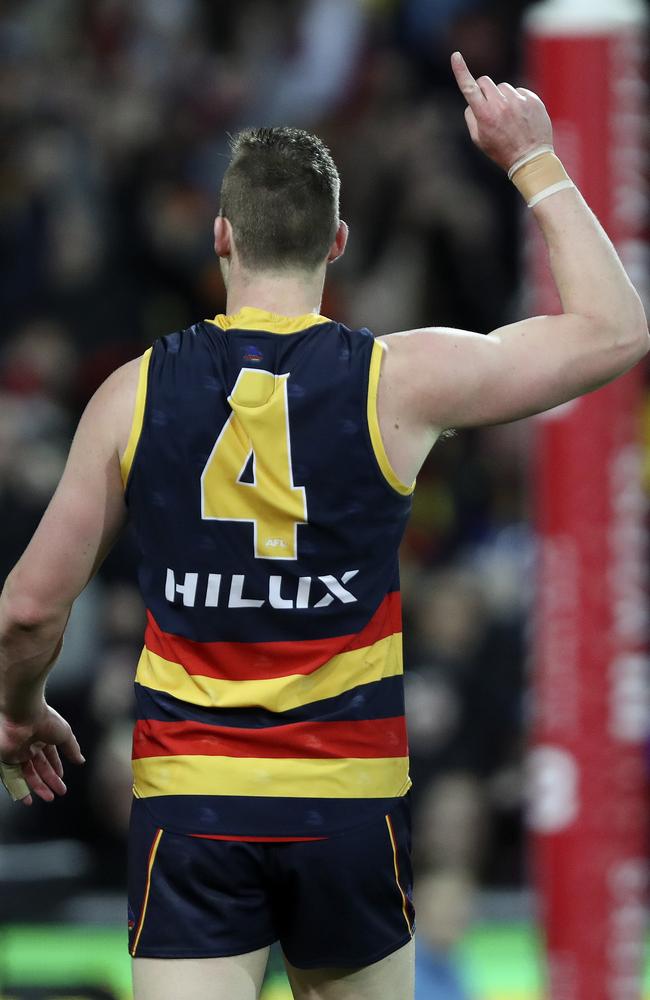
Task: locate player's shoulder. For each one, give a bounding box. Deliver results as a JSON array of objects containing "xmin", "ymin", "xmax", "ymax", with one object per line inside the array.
[
  {"xmin": 101, "ymin": 325, "xmax": 202, "ymax": 402},
  {"xmin": 157, "ymin": 321, "xmax": 210, "ymax": 353},
  {"xmin": 374, "ymin": 327, "xmax": 428, "ymax": 384},
  {"xmin": 377, "ymin": 327, "xmax": 432, "ymax": 350},
  {"xmin": 78, "ymin": 350, "xmax": 151, "ymax": 471},
  {"xmin": 377, "ymin": 325, "xmax": 478, "ymax": 375},
  {"xmin": 94, "ymin": 352, "xmax": 147, "ymax": 417},
  {"xmin": 373, "ymin": 325, "xmax": 467, "ymax": 423}
]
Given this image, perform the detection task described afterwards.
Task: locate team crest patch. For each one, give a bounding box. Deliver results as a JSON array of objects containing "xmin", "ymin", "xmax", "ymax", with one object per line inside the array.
[{"xmin": 243, "ymin": 345, "xmax": 264, "ymax": 363}]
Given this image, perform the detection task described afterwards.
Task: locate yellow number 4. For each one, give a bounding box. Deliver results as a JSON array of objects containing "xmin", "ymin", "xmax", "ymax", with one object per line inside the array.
[{"xmin": 201, "ymin": 369, "xmax": 307, "ymax": 559}]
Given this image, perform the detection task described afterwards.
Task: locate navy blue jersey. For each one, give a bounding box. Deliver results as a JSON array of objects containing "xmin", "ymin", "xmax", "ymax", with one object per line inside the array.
[{"xmin": 123, "ymin": 307, "xmax": 414, "ymax": 838}]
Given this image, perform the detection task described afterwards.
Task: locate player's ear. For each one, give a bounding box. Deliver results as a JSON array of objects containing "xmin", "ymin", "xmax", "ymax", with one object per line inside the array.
[
  {"xmin": 327, "ymin": 220, "xmax": 348, "ymax": 264},
  {"xmin": 214, "ymin": 215, "xmax": 233, "ymax": 258}
]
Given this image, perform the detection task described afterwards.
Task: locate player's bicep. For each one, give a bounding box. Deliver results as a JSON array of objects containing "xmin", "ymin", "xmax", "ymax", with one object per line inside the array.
[
  {"xmin": 382, "ymin": 314, "xmax": 625, "ymax": 429},
  {"xmin": 6, "ymin": 367, "xmax": 135, "ymax": 617}
]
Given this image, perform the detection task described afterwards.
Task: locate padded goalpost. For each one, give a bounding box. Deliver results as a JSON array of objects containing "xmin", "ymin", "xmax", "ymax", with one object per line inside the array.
[{"xmin": 526, "ymin": 1, "xmax": 649, "ymax": 998}]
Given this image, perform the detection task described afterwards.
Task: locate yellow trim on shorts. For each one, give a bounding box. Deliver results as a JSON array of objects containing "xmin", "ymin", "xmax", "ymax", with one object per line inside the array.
[
  {"xmin": 120, "ymin": 348, "xmax": 153, "ymax": 488},
  {"xmin": 131, "ymin": 826, "xmax": 163, "ymax": 957},
  {"xmin": 385, "ymin": 813, "xmax": 413, "ymax": 936},
  {"xmin": 133, "ymin": 755, "xmax": 411, "ymax": 801},
  {"xmin": 208, "ymin": 306, "xmax": 331, "ymax": 335},
  {"xmin": 367, "ymin": 340, "xmax": 415, "ymax": 496}
]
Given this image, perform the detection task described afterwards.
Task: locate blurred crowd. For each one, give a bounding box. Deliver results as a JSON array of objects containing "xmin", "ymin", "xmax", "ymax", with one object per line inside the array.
[{"xmin": 0, "ymin": 0, "xmax": 542, "ymax": 994}]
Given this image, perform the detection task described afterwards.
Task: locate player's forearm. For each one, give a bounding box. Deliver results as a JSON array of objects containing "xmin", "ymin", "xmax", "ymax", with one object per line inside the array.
[
  {"xmin": 0, "ymin": 583, "xmax": 67, "ymax": 723},
  {"xmin": 533, "ymin": 186, "xmax": 649, "ymax": 363},
  {"xmin": 450, "ymin": 52, "xmax": 648, "ymax": 368}
]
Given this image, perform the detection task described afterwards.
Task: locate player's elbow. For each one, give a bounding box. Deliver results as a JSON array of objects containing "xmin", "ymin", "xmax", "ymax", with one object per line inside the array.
[
  {"xmin": 0, "ymin": 574, "xmax": 60, "ymax": 634},
  {"xmin": 598, "ymin": 301, "xmax": 649, "ymax": 374},
  {"xmin": 629, "ymin": 306, "xmax": 650, "ymax": 363},
  {"xmin": 617, "ymin": 292, "xmax": 649, "ymax": 361}
]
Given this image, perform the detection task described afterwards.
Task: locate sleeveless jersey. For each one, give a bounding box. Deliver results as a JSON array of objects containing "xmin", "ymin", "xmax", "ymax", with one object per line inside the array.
[{"xmin": 123, "ymin": 306, "xmax": 414, "ymax": 839}]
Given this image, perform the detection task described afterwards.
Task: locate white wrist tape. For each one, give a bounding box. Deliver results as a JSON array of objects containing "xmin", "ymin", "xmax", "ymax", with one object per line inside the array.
[
  {"xmin": 508, "ymin": 147, "xmax": 575, "ymax": 208},
  {"xmin": 507, "ymin": 144, "xmax": 555, "ymax": 181},
  {"xmin": 527, "ymin": 179, "xmax": 576, "ymax": 208}
]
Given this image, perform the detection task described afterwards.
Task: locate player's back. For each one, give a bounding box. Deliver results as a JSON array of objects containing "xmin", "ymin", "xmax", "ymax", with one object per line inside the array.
[{"xmin": 124, "ymin": 306, "xmax": 414, "ymax": 838}]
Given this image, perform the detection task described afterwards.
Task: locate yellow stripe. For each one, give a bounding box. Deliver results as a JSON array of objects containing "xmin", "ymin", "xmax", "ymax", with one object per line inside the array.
[
  {"xmin": 208, "ymin": 306, "xmax": 331, "ymax": 335},
  {"xmin": 385, "ymin": 814, "xmax": 413, "ymax": 935},
  {"xmin": 367, "ymin": 339, "xmax": 415, "ymax": 496},
  {"xmin": 133, "ymin": 754, "xmax": 411, "ymax": 800},
  {"xmin": 120, "ymin": 347, "xmax": 153, "ymax": 487},
  {"xmin": 135, "ymin": 632, "xmax": 403, "ymax": 712},
  {"xmin": 130, "ymin": 827, "xmax": 163, "ymax": 956}
]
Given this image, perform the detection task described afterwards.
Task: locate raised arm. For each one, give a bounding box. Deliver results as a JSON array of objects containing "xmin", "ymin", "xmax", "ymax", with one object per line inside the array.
[
  {"xmin": 0, "ymin": 357, "xmax": 140, "ymax": 804},
  {"xmin": 376, "ymin": 53, "xmax": 648, "ymax": 483}
]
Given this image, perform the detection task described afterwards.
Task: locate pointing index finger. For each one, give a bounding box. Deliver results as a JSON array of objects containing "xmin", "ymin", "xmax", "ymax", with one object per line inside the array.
[{"xmin": 451, "ymin": 51, "xmax": 484, "ymax": 110}]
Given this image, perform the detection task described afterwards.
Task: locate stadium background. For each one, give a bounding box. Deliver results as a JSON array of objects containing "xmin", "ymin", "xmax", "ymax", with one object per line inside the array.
[{"xmin": 0, "ymin": 1, "xmax": 647, "ymax": 998}]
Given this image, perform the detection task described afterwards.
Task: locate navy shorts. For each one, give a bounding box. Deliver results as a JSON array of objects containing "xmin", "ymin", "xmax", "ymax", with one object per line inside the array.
[{"xmin": 127, "ymin": 796, "xmax": 415, "ymax": 969}]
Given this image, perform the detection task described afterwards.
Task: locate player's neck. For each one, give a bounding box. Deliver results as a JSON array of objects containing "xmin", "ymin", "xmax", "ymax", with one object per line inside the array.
[{"xmin": 224, "ymin": 265, "xmax": 326, "ymax": 319}]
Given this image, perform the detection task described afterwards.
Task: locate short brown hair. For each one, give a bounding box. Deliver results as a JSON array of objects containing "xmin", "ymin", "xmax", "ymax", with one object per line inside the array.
[{"xmin": 220, "ymin": 127, "xmax": 340, "ymax": 271}]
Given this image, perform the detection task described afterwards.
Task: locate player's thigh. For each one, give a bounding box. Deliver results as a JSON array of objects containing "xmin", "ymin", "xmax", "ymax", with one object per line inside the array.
[
  {"xmin": 132, "ymin": 947, "xmax": 270, "ymax": 1000},
  {"xmin": 285, "ymin": 938, "xmax": 415, "ymax": 1000}
]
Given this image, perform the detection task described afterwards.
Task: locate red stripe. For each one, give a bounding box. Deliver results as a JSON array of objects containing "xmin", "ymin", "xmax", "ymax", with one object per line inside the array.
[
  {"xmin": 132, "ymin": 716, "xmax": 408, "ymax": 761},
  {"xmin": 144, "ymin": 591, "xmax": 402, "ymax": 682},
  {"xmin": 190, "ymin": 833, "xmax": 326, "ymax": 842}
]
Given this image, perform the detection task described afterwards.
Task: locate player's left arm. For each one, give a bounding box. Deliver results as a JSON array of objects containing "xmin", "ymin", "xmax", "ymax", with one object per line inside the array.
[{"xmin": 0, "ymin": 357, "xmax": 140, "ymax": 804}]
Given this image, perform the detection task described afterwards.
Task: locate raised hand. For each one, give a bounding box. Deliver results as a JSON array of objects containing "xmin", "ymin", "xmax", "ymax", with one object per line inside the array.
[
  {"xmin": 0, "ymin": 703, "xmax": 85, "ymax": 806},
  {"xmin": 451, "ymin": 51, "xmax": 554, "ymax": 172}
]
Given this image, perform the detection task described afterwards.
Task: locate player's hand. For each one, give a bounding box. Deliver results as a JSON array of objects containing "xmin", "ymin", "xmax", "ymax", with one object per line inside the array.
[
  {"xmin": 451, "ymin": 51, "xmax": 554, "ymax": 172},
  {"xmin": 0, "ymin": 703, "xmax": 85, "ymax": 806}
]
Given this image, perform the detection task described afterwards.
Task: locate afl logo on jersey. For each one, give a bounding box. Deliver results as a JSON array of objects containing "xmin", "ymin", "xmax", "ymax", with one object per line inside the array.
[{"xmin": 242, "ymin": 345, "xmax": 264, "ymax": 363}]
